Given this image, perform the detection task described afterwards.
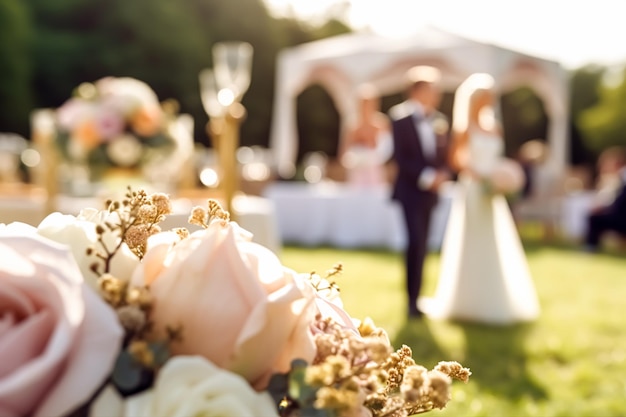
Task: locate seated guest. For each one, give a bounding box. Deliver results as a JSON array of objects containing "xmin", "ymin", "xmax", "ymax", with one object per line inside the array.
[
  {"xmin": 591, "ymin": 146, "xmax": 626, "ymax": 209},
  {"xmin": 584, "ymin": 146, "xmax": 626, "ymax": 251}
]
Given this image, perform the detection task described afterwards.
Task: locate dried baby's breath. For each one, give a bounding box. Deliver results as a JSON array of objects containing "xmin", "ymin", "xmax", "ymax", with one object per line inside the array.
[
  {"xmin": 117, "ymin": 305, "xmax": 147, "ymax": 334},
  {"xmin": 128, "ymin": 340, "xmax": 154, "ymax": 368},
  {"xmin": 292, "ymin": 313, "xmax": 471, "ymax": 417},
  {"xmin": 207, "ymin": 199, "xmax": 230, "ymax": 223},
  {"xmin": 434, "ymin": 361, "xmax": 472, "ymax": 383},
  {"xmin": 188, "ymin": 206, "xmax": 208, "ymax": 228}
]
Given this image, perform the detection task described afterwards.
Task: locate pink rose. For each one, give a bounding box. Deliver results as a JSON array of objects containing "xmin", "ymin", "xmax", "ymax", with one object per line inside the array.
[
  {"xmin": 132, "ymin": 219, "xmax": 318, "ymax": 389},
  {"xmin": 57, "ymin": 98, "xmax": 95, "ymax": 131},
  {"xmin": 0, "ymin": 234, "xmax": 123, "ymax": 417},
  {"xmin": 95, "ymin": 103, "xmax": 125, "ymax": 140}
]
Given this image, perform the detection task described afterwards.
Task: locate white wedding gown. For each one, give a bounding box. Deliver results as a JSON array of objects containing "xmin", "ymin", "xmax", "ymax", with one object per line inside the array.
[{"xmin": 420, "ymin": 131, "xmax": 540, "ymax": 325}]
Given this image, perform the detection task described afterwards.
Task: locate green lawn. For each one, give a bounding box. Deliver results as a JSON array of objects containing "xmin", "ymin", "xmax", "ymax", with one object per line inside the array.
[{"xmin": 278, "ymin": 231, "xmax": 626, "ymax": 417}]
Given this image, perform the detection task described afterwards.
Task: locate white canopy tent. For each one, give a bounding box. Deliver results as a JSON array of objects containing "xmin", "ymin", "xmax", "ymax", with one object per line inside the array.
[{"xmin": 269, "ymin": 26, "xmax": 569, "ymax": 179}]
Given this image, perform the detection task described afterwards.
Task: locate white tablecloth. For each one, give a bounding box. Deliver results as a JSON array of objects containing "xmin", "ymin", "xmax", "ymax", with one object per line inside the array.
[
  {"xmin": 262, "ymin": 181, "xmax": 453, "ymax": 251},
  {"xmin": 0, "ymin": 193, "xmax": 282, "ymax": 254}
]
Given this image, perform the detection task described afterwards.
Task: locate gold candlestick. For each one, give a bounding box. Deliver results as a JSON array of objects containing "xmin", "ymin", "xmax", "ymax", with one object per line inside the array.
[
  {"xmin": 30, "ymin": 109, "xmax": 58, "ymax": 215},
  {"xmin": 199, "ymin": 41, "xmax": 253, "ymax": 219},
  {"xmin": 218, "ymin": 102, "xmax": 246, "ymax": 219}
]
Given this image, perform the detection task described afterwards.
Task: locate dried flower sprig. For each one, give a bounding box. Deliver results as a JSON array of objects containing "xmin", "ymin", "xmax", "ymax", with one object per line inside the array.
[
  {"xmin": 86, "ymin": 187, "xmax": 185, "ymax": 397},
  {"xmin": 434, "ymin": 361, "xmax": 471, "ymax": 384},
  {"xmin": 306, "ymin": 263, "xmax": 343, "ymax": 303},
  {"xmin": 188, "ymin": 198, "xmax": 230, "ymax": 229},
  {"xmin": 273, "ymin": 313, "xmax": 470, "ymax": 417},
  {"xmin": 271, "ymin": 268, "xmax": 471, "ymax": 417},
  {"xmin": 118, "ymin": 189, "xmax": 173, "ymax": 259},
  {"xmin": 97, "ymin": 273, "xmax": 152, "ymax": 338},
  {"xmin": 96, "ymin": 270, "xmax": 176, "ymax": 397},
  {"xmin": 88, "ymin": 187, "xmax": 174, "ymax": 276},
  {"xmin": 99, "ymin": 273, "xmax": 183, "ymax": 398}
]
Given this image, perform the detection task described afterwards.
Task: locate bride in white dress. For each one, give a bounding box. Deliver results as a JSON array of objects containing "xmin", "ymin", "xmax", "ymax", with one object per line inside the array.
[{"xmin": 420, "ymin": 73, "xmax": 540, "ymax": 325}]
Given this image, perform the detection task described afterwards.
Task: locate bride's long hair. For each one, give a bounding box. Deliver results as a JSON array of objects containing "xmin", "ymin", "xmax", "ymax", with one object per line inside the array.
[
  {"xmin": 448, "ymin": 73, "xmax": 497, "ymax": 171},
  {"xmin": 451, "ymin": 73, "xmax": 496, "ymax": 135}
]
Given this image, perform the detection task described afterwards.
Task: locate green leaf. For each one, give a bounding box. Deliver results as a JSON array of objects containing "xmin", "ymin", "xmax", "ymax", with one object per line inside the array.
[
  {"xmin": 267, "ymin": 371, "xmax": 289, "ymax": 406},
  {"xmin": 111, "ymin": 350, "xmax": 142, "ymax": 392},
  {"xmin": 148, "ymin": 340, "xmax": 170, "ymax": 366},
  {"xmin": 288, "ymin": 360, "xmax": 318, "ymax": 407},
  {"xmin": 299, "ymin": 405, "xmax": 335, "ymax": 417},
  {"xmin": 110, "ymin": 350, "xmax": 154, "ymax": 396}
]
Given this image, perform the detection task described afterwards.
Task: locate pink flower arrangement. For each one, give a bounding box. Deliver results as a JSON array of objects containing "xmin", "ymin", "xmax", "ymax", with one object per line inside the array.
[
  {"xmin": 55, "ymin": 77, "xmax": 176, "ymax": 173},
  {"xmin": 0, "ymin": 188, "xmax": 470, "ymax": 417}
]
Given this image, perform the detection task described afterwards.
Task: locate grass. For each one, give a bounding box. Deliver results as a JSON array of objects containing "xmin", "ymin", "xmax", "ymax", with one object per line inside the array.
[{"xmin": 278, "ymin": 227, "xmax": 626, "ymax": 417}]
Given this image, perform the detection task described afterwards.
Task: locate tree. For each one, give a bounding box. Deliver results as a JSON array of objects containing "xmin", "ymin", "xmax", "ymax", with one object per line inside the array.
[
  {"xmin": 577, "ymin": 66, "xmax": 626, "ymax": 155},
  {"xmin": 287, "ymin": 18, "xmax": 352, "ymax": 163},
  {"xmin": 27, "ymin": 0, "xmax": 208, "ymax": 114},
  {"xmin": 568, "ymin": 65, "xmax": 605, "ymax": 165},
  {"xmin": 179, "ymin": 0, "xmax": 283, "ymax": 146},
  {"xmin": 0, "ymin": 0, "xmax": 33, "ymax": 135},
  {"xmin": 296, "ymin": 85, "xmax": 340, "ymax": 161},
  {"xmin": 20, "ymin": 0, "xmax": 352, "ymax": 153},
  {"xmin": 500, "ymin": 87, "xmax": 548, "ymax": 158}
]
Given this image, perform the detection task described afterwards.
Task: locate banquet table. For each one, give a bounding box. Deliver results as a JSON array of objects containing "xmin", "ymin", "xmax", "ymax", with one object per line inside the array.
[
  {"xmin": 262, "ymin": 181, "xmax": 454, "ymax": 251},
  {"xmin": 0, "ymin": 191, "xmax": 282, "ymax": 255},
  {"xmin": 0, "ymin": 185, "xmax": 597, "ymax": 253}
]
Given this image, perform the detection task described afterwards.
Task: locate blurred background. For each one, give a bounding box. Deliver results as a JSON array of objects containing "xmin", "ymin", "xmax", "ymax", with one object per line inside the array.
[
  {"xmin": 2, "ymin": 0, "xmax": 625, "ymax": 177},
  {"xmin": 2, "ymin": 0, "xmax": 351, "ymax": 166},
  {"xmin": 3, "ymin": 2, "xmax": 626, "ymax": 415}
]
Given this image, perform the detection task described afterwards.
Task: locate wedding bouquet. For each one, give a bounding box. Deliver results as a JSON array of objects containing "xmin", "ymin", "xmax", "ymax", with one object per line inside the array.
[
  {"xmin": 55, "ymin": 77, "xmax": 176, "ymax": 179},
  {"xmin": 483, "ymin": 157, "xmax": 526, "ymax": 197},
  {"xmin": 0, "ymin": 187, "xmax": 470, "ymax": 417}
]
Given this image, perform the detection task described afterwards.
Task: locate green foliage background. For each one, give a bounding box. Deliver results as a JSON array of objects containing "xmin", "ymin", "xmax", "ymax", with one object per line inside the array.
[
  {"xmin": 577, "ymin": 67, "xmax": 626, "ymax": 154},
  {"xmin": 1, "ymin": 0, "xmax": 625, "ymax": 170},
  {"xmin": 0, "ymin": 0, "xmax": 33, "ymax": 135}
]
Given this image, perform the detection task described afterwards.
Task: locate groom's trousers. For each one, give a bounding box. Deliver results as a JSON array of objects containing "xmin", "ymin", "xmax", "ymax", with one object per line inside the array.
[{"xmin": 400, "ymin": 201, "xmax": 433, "ymax": 315}]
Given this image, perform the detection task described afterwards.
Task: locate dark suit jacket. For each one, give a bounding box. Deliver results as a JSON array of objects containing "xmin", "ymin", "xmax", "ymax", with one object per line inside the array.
[
  {"xmin": 591, "ymin": 177, "xmax": 626, "ymax": 235},
  {"xmin": 391, "ymin": 113, "xmax": 449, "ymax": 210},
  {"xmin": 607, "ymin": 180, "xmax": 626, "ymax": 217}
]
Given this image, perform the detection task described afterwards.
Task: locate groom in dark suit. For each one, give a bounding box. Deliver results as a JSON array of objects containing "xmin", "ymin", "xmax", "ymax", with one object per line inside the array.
[
  {"xmin": 390, "ymin": 66, "xmax": 451, "ymax": 318},
  {"xmin": 584, "ymin": 147, "xmax": 626, "ymax": 251}
]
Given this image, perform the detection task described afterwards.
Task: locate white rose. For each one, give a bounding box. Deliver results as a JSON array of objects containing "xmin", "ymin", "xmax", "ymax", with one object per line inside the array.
[
  {"xmin": 36, "ymin": 208, "xmax": 139, "ymax": 289},
  {"xmin": 0, "ymin": 221, "xmax": 37, "ymax": 235},
  {"xmin": 0, "ymin": 233, "xmax": 123, "ymax": 417},
  {"xmin": 109, "ymin": 356, "xmax": 279, "ymax": 417}
]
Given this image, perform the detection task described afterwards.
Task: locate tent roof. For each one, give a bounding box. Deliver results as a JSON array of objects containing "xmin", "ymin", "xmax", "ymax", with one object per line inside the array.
[
  {"xmin": 278, "ymin": 26, "xmax": 564, "ymax": 94},
  {"xmin": 270, "ymin": 26, "xmax": 569, "ymax": 177}
]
